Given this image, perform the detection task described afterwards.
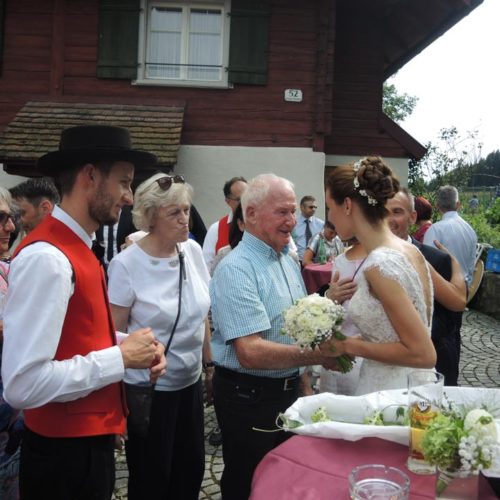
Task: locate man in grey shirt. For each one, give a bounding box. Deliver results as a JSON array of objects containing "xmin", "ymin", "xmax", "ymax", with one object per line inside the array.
[{"xmin": 423, "ymin": 185, "xmax": 477, "ymax": 288}]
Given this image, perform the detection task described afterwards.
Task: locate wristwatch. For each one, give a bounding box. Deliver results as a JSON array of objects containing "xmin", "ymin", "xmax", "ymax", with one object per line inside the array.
[{"xmin": 203, "ymin": 361, "xmax": 215, "ymax": 371}]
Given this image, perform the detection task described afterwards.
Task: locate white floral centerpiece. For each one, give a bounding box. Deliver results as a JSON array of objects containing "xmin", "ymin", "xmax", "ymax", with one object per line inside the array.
[
  {"xmin": 281, "ymin": 293, "xmax": 352, "ymax": 373},
  {"xmin": 422, "ymin": 401, "xmax": 500, "ymax": 496}
]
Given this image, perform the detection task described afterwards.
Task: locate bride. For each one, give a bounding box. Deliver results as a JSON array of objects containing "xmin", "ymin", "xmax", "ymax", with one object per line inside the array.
[{"xmin": 321, "ymin": 156, "xmax": 436, "ymax": 395}]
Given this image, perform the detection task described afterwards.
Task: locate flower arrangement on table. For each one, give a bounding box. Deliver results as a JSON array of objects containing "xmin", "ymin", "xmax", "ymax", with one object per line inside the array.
[
  {"xmin": 421, "ymin": 402, "xmax": 500, "ymax": 496},
  {"xmin": 281, "ymin": 293, "xmax": 353, "ymax": 373}
]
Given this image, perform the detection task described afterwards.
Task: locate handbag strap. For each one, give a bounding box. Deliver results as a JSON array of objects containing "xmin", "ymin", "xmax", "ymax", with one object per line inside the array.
[{"xmin": 164, "ymin": 245, "xmax": 185, "ymax": 355}]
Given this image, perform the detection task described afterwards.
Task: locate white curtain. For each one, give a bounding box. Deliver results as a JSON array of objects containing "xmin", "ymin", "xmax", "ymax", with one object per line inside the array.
[
  {"xmin": 188, "ymin": 9, "xmax": 222, "ymax": 80},
  {"xmin": 146, "ymin": 5, "xmax": 222, "ymax": 81},
  {"xmin": 147, "ymin": 7, "xmax": 182, "ymax": 79}
]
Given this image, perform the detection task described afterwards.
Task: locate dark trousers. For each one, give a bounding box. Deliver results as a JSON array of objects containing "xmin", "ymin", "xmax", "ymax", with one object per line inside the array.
[
  {"xmin": 125, "ymin": 378, "xmax": 205, "ymax": 500},
  {"xmin": 434, "ymin": 336, "xmax": 460, "ymax": 386},
  {"xmin": 432, "ymin": 310, "xmax": 463, "ymax": 386},
  {"xmin": 20, "ymin": 427, "xmax": 115, "ymax": 500},
  {"xmin": 213, "ymin": 368, "xmax": 299, "ymax": 500}
]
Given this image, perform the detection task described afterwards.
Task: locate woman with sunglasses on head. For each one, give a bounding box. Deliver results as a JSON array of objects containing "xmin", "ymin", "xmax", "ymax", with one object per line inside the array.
[
  {"xmin": 107, "ymin": 173, "xmax": 211, "ymax": 500},
  {"xmin": 0, "ymin": 186, "xmax": 22, "ymax": 500},
  {"xmin": 320, "ymin": 157, "xmax": 436, "ymax": 395}
]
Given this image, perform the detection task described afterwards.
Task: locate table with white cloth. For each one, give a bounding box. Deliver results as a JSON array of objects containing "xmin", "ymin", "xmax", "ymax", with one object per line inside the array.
[{"xmin": 250, "ymin": 388, "xmax": 500, "ymax": 500}]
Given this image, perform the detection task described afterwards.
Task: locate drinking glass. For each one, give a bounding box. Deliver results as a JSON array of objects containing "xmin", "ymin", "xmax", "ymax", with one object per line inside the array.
[
  {"xmin": 407, "ymin": 370, "xmax": 444, "ymax": 474},
  {"xmin": 349, "ymin": 464, "xmax": 410, "ymax": 500}
]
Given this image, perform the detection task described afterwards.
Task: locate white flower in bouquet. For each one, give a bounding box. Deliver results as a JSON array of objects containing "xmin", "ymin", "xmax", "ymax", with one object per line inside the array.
[
  {"xmin": 281, "ymin": 294, "xmax": 352, "ymax": 373},
  {"xmin": 422, "ymin": 404, "xmax": 500, "ymax": 495}
]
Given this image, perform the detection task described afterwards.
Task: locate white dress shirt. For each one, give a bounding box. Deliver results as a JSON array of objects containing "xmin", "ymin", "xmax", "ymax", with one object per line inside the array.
[
  {"xmin": 202, "ymin": 212, "xmax": 233, "ymax": 268},
  {"xmin": 423, "ymin": 211, "xmax": 477, "ymax": 286},
  {"xmin": 1, "ymin": 206, "xmax": 125, "ymax": 410}
]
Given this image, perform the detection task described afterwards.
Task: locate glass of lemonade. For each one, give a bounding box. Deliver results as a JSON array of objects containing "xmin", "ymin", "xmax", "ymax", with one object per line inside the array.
[
  {"xmin": 349, "ymin": 464, "xmax": 410, "ymax": 500},
  {"xmin": 407, "ymin": 370, "xmax": 444, "ymax": 474}
]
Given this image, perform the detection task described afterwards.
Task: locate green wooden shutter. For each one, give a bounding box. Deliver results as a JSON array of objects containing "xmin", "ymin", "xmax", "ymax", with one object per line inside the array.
[
  {"xmin": 0, "ymin": 0, "xmax": 5, "ymax": 76},
  {"xmin": 228, "ymin": 0, "xmax": 270, "ymax": 85},
  {"xmin": 97, "ymin": 0, "xmax": 140, "ymax": 79}
]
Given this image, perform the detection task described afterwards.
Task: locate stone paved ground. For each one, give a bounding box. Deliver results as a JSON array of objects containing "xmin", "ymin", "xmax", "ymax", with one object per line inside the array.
[{"xmin": 113, "ymin": 308, "xmax": 500, "ymax": 499}]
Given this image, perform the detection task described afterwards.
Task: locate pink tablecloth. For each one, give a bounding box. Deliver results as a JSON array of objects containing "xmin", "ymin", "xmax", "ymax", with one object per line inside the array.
[
  {"xmin": 302, "ymin": 262, "xmax": 333, "ymax": 294},
  {"xmin": 250, "ymin": 436, "xmax": 436, "ymax": 500}
]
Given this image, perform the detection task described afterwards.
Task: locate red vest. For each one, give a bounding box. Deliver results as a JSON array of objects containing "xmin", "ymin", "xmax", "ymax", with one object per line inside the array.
[
  {"xmin": 215, "ymin": 214, "xmax": 230, "ymax": 253},
  {"xmin": 13, "ymin": 215, "xmax": 126, "ymax": 437}
]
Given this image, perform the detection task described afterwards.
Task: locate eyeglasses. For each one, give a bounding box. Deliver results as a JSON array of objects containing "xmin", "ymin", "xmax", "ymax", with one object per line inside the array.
[
  {"xmin": 226, "ymin": 195, "xmax": 240, "ymax": 202},
  {"xmin": 156, "ymin": 175, "xmax": 185, "ymax": 191},
  {"xmin": 0, "ymin": 211, "xmax": 15, "ymax": 227},
  {"xmin": 305, "ymin": 205, "xmax": 318, "ymax": 210}
]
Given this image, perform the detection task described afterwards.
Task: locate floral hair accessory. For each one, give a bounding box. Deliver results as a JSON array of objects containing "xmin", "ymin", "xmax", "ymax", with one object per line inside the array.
[
  {"xmin": 359, "ymin": 190, "xmax": 378, "ymax": 206},
  {"xmin": 352, "ymin": 159, "xmax": 378, "ymax": 205}
]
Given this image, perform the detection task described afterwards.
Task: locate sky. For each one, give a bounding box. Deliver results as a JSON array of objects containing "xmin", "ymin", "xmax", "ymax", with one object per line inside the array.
[{"xmin": 389, "ymin": 0, "xmax": 500, "ymax": 158}]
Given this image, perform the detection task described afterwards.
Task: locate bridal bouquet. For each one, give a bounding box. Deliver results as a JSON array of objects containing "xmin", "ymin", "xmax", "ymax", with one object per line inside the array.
[{"xmin": 282, "ymin": 293, "xmax": 353, "ymax": 373}]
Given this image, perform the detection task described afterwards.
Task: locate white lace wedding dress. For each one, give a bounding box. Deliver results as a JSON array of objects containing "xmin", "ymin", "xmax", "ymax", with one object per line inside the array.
[{"xmin": 347, "ymin": 247, "xmax": 433, "ymax": 395}]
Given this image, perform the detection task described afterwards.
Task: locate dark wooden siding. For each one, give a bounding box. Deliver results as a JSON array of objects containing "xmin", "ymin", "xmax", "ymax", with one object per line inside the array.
[
  {"xmin": 0, "ymin": 0, "xmax": 329, "ymax": 149},
  {"xmin": 0, "ymin": 0, "xmax": 415, "ymax": 156},
  {"xmin": 325, "ymin": 1, "xmax": 411, "ymax": 158}
]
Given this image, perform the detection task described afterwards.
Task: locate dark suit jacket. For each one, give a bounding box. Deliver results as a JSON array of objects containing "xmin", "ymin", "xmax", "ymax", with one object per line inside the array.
[
  {"xmin": 412, "ymin": 238, "xmax": 462, "ymax": 385},
  {"xmin": 189, "ymin": 205, "xmax": 207, "ymax": 246},
  {"xmin": 95, "ymin": 205, "xmax": 136, "ymax": 258}
]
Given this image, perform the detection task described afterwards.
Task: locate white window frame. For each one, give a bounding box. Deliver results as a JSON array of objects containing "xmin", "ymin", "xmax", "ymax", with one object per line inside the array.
[{"xmin": 134, "ymin": 0, "xmax": 231, "ymax": 88}]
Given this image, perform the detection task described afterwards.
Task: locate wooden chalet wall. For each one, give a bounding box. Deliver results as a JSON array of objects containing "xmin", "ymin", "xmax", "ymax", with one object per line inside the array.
[
  {"xmin": 325, "ymin": 0, "xmax": 412, "ymax": 158},
  {"xmin": 0, "ymin": 0, "xmax": 407, "ymax": 156},
  {"xmin": 0, "ymin": 0, "xmax": 331, "ymax": 149}
]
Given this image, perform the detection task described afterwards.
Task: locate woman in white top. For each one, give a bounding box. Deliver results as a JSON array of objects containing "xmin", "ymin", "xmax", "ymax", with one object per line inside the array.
[
  {"xmin": 320, "ymin": 239, "xmax": 366, "ymax": 394},
  {"xmin": 108, "ymin": 173, "xmax": 211, "ymax": 500}
]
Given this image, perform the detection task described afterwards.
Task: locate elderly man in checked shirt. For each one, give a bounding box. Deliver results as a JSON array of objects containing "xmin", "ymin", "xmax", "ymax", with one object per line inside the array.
[{"xmin": 210, "ymin": 173, "xmax": 339, "ymax": 500}]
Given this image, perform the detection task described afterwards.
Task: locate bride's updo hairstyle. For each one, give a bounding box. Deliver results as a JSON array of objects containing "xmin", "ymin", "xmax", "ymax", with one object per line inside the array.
[{"xmin": 326, "ymin": 156, "xmax": 400, "ymax": 225}]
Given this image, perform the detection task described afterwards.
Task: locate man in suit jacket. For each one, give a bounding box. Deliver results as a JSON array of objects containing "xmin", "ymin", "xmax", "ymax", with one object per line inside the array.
[
  {"xmin": 387, "ymin": 189, "xmax": 463, "ymax": 385},
  {"xmin": 94, "ymin": 204, "xmax": 135, "ymax": 268}
]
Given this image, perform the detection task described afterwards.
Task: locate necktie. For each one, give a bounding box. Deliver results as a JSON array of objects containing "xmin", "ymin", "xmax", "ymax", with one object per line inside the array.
[
  {"xmin": 305, "ymin": 219, "xmax": 312, "ymax": 245},
  {"xmin": 107, "ymin": 224, "xmax": 115, "ymax": 263}
]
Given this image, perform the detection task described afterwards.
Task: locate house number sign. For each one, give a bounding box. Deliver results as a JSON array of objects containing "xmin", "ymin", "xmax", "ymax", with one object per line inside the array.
[{"xmin": 284, "ymin": 89, "xmax": 303, "ymax": 102}]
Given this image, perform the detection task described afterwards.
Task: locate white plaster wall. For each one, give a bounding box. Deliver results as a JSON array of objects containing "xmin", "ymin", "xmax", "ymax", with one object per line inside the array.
[
  {"xmin": 325, "ymin": 154, "xmax": 409, "ymax": 186},
  {"xmin": 2, "ymin": 151, "xmax": 410, "ymax": 228},
  {"xmin": 0, "ymin": 166, "xmax": 29, "ymax": 188},
  {"xmin": 176, "ymin": 145, "xmax": 327, "ymax": 226}
]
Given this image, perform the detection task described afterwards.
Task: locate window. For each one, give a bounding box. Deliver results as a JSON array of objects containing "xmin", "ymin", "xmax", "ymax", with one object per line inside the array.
[
  {"xmin": 136, "ymin": 1, "xmax": 231, "ymax": 87},
  {"xmin": 97, "ymin": 0, "xmax": 270, "ymax": 86}
]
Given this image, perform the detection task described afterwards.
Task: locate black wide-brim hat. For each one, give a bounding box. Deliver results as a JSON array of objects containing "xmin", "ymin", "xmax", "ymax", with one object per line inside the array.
[{"xmin": 37, "ymin": 125, "xmax": 158, "ymax": 175}]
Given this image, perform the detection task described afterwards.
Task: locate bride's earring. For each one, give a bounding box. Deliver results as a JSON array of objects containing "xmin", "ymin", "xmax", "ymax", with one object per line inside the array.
[{"xmin": 344, "ymin": 198, "xmax": 351, "ymax": 215}]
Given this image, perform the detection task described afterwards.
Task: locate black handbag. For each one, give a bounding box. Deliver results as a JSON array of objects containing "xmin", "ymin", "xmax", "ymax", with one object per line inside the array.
[
  {"xmin": 124, "ymin": 383, "xmax": 154, "ymax": 438},
  {"xmin": 124, "ymin": 246, "xmax": 185, "ymax": 438}
]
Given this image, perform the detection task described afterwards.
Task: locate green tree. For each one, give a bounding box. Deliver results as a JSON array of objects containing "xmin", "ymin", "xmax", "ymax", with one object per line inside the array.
[
  {"xmin": 408, "ymin": 157, "xmax": 426, "ymax": 195},
  {"xmin": 414, "ymin": 126, "xmax": 482, "ymax": 191},
  {"xmin": 382, "ymin": 82, "xmax": 418, "ymax": 122},
  {"xmin": 469, "ymin": 150, "xmax": 500, "ymax": 188}
]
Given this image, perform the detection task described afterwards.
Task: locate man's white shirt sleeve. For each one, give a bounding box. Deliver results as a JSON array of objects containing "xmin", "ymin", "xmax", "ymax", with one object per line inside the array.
[
  {"xmin": 1, "ymin": 242, "xmax": 125, "ymax": 409},
  {"xmin": 202, "ymin": 220, "xmax": 219, "ymax": 268}
]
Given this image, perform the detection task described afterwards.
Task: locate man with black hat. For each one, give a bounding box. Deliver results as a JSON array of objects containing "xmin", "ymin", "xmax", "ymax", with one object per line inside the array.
[{"xmin": 1, "ymin": 125, "xmax": 166, "ymax": 499}]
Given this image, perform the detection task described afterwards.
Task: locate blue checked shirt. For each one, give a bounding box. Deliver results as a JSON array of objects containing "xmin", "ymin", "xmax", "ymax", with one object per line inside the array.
[{"xmin": 210, "ymin": 232, "xmax": 306, "ymax": 378}]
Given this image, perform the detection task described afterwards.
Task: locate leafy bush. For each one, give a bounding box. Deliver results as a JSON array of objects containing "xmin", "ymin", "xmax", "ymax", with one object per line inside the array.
[
  {"xmin": 485, "ymin": 198, "xmax": 500, "ymax": 226},
  {"xmin": 462, "ymin": 213, "xmax": 500, "ymax": 248}
]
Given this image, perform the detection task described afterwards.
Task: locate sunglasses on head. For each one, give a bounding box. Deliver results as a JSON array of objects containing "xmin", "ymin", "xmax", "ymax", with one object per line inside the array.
[
  {"xmin": 156, "ymin": 175, "xmax": 185, "ymax": 191},
  {"xmin": 0, "ymin": 211, "xmax": 15, "ymax": 227}
]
